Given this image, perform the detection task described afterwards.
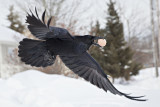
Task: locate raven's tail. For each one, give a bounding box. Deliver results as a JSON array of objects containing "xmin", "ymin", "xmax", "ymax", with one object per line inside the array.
[{"xmin": 18, "ymin": 38, "xmax": 56, "ymax": 67}]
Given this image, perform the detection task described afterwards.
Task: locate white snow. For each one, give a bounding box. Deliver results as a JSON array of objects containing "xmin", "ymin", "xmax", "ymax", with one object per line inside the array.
[{"xmin": 0, "ymin": 68, "xmax": 160, "ymax": 107}]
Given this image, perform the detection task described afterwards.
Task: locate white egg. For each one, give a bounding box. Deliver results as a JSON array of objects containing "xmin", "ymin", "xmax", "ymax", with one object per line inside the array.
[{"xmin": 98, "ymin": 39, "xmax": 106, "ymax": 47}]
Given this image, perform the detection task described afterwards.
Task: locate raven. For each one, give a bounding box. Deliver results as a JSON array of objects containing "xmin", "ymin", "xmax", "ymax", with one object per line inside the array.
[{"xmin": 18, "ymin": 8, "xmax": 146, "ymax": 101}]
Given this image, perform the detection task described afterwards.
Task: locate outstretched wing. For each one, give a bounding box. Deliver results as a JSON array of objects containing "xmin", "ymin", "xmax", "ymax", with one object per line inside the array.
[
  {"xmin": 60, "ymin": 52, "xmax": 146, "ymax": 101},
  {"xmin": 26, "ymin": 8, "xmax": 74, "ymax": 40}
]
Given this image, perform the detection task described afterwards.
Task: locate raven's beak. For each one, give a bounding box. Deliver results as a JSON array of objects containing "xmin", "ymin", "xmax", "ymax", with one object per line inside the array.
[
  {"xmin": 93, "ymin": 36, "xmax": 104, "ymax": 47},
  {"xmin": 94, "ymin": 36, "xmax": 104, "ymax": 40}
]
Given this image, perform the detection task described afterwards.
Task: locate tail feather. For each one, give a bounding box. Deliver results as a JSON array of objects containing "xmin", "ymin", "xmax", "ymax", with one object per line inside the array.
[{"xmin": 18, "ymin": 38, "xmax": 55, "ymax": 67}]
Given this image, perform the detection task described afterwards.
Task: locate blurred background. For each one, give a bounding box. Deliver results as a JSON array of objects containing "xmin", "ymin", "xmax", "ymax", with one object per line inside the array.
[{"xmin": 0, "ymin": 0, "xmax": 159, "ymax": 107}]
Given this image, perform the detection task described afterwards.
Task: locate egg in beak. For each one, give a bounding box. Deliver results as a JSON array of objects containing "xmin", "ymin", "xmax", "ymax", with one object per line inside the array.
[{"xmin": 93, "ymin": 36, "xmax": 106, "ymax": 47}]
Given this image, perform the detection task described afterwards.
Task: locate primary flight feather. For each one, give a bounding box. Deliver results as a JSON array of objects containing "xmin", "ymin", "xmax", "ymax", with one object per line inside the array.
[{"xmin": 18, "ymin": 8, "xmax": 146, "ymax": 101}]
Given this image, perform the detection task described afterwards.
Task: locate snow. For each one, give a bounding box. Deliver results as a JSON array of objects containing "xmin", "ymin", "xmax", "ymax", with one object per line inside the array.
[{"xmin": 0, "ymin": 68, "xmax": 160, "ymax": 107}]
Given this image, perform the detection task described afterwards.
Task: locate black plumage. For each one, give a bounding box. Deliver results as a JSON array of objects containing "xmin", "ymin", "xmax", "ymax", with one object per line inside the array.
[{"xmin": 18, "ymin": 8, "xmax": 147, "ymax": 101}]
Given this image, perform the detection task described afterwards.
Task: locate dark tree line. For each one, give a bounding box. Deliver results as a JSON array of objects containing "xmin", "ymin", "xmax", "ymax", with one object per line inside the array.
[{"xmin": 90, "ymin": 0, "xmax": 142, "ymax": 82}]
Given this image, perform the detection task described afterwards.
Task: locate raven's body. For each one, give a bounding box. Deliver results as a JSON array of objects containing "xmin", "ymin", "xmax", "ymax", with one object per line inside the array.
[
  {"xmin": 46, "ymin": 37, "xmax": 88, "ymax": 56},
  {"xmin": 18, "ymin": 9, "xmax": 146, "ymax": 101}
]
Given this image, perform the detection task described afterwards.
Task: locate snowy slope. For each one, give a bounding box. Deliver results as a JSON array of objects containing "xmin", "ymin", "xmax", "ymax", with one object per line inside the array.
[{"xmin": 0, "ymin": 68, "xmax": 160, "ymax": 107}]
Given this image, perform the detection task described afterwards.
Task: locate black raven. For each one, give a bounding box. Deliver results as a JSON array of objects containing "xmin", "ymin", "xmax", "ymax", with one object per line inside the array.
[{"xmin": 18, "ymin": 8, "xmax": 146, "ymax": 101}]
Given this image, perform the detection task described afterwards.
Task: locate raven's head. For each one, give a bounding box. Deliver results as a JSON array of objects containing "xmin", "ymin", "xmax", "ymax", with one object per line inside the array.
[
  {"xmin": 84, "ymin": 35, "xmax": 105, "ymax": 46},
  {"xmin": 79, "ymin": 35, "xmax": 105, "ymax": 49}
]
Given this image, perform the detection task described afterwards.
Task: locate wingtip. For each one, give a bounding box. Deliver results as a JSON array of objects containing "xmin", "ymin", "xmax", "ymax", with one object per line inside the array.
[
  {"xmin": 124, "ymin": 94, "xmax": 147, "ymax": 101},
  {"xmin": 29, "ymin": 8, "xmax": 33, "ymax": 15},
  {"xmin": 42, "ymin": 9, "xmax": 46, "ymax": 24},
  {"xmin": 35, "ymin": 7, "xmax": 40, "ymax": 19},
  {"xmin": 47, "ymin": 16, "xmax": 52, "ymax": 28}
]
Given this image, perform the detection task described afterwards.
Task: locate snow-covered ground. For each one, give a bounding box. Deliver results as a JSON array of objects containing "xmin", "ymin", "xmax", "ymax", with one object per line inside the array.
[{"xmin": 0, "ymin": 68, "xmax": 160, "ymax": 107}]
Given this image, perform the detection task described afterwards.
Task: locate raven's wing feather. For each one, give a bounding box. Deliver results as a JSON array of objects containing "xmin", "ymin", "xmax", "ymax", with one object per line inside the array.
[
  {"xmin": 60, "ymin": 52, "xmax": 146, "ymax": 101},
  {"xmin": 26, "ymin": 8, "xmax": 74, "ymax": 40}
]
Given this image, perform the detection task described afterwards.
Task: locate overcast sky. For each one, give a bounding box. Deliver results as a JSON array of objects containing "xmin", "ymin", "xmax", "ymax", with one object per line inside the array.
[{"xmin": 0, "ymin": 0, "xmax": 152, "ymax": 37}]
